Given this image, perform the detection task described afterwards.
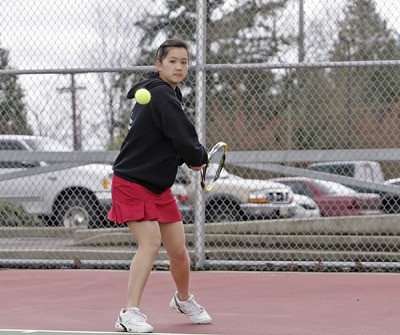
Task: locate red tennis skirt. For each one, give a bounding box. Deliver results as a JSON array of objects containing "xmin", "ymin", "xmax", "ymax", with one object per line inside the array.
[{"xmin": 107, "ymin": 175, "xmax": 182, "ymax": 224}]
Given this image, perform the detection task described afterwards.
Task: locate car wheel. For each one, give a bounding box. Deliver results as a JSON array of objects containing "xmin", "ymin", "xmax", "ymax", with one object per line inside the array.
[
  {"xmin": 382, "ymin": 196, "xmax": 400, "ymax": 214},
  {"xmin": 206, "ymin": 201, "xmax": 241, "ymax": 223},
  {"xmin": 55, "ymin": 194, "xmax": 99, "ymax": 229}
]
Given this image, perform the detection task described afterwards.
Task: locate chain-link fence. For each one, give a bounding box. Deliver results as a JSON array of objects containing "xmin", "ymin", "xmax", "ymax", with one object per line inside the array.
[{"xmin": 1, "ymin": 0, "xmax": 400, "ymax": 272}]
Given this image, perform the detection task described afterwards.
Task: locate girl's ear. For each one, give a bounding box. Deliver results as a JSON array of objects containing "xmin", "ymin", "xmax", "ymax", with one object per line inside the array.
[{"xmin": 156, "ymin": 60, "xmax": 162, "ymax": 72}]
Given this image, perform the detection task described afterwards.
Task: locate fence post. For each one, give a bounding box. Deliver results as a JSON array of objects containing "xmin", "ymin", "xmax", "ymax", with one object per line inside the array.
[{"xmin": 194, "ymin": 0, "xmax": 207, "ymax": 270}]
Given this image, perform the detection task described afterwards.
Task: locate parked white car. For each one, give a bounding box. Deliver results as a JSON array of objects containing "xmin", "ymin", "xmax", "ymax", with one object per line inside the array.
[
  {"xmin": 175, "ymin": 165, "xmax": 297, "ymax": 223},
  {"xmin": 292, "ymin": 194, "xmax": 321, "ymax": 218},
  {"xmin": 0, "ymin": 135, "xmax": 113, "ymax": 228}
]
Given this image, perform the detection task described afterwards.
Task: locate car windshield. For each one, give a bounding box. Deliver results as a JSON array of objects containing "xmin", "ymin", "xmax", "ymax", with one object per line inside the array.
[
  {"xmin": 313, "ymin": 179, "xmax": 357, "ymax": 196},
  {"xmin": 25, "ymin": 138, "xmax": 71, "ymax": 152}
]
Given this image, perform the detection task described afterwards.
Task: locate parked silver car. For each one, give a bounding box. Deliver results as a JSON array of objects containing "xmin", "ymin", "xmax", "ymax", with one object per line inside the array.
[
  {"xmin": 175, "ymin": 165, "xmax": 297, "ymax": 223},
  {"xmin": 0, "ymin": 135, "xmax": 113, "ymax": 228}
]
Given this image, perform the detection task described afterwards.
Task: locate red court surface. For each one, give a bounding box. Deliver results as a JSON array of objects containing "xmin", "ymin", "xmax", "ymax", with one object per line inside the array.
[{"xmin": 0, "ymin": 269, "xmax": 399, "ymax": 335}]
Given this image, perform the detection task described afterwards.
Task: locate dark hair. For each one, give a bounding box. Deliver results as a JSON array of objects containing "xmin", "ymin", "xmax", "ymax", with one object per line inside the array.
[{"xmin": 155, "ymin": 39, "xmax": 189, "ymax": 61}]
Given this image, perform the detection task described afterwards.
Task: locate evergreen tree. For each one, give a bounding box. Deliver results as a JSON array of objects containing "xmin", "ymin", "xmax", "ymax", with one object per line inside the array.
[
  {"xmin": 127, "ymin": 0, "xmax": 293, "ymax": 150},
  {"xmin": 329, "ymin": 0, "xmax": 400, "ymax": 148},
  {"xmin": 0, "ymin": 47, "xmax": 31, "ymax": 135}
]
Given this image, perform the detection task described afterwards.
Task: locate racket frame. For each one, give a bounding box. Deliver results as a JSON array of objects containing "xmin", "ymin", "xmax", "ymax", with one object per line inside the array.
[{"xmin": 200, "ymin": 141, "xmax": 227, "ymax": 192}]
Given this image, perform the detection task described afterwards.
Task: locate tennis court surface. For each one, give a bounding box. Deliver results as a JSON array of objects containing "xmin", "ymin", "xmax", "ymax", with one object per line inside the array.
[
  {"xmin": 0, "ymin": 332, "xmax": 211, "ymax": 335},
  {"xmin": 1, "ymin": 269, "xmax": 399, "ymax": 335}
]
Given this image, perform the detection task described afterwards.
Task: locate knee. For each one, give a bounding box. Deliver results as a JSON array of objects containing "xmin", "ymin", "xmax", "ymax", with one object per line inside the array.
[
  {"xmin": 169, "ymin": 247, "xmax": 189, "ymax": 262},
  {"xmin": 138, "ymin": 239, "xmax": 162, "ymax": 257}
]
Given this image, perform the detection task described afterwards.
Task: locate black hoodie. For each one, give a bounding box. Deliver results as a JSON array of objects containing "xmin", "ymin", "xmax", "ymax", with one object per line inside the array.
[{"xmin": 112, "ymin": 72, "xmax": 208, "ymax": 193}]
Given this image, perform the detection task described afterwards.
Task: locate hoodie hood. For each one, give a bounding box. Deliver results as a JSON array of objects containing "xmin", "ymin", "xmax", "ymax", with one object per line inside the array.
[{"xmin": 127, "ymin": 72, "xmax": 171, "ymax": 99}]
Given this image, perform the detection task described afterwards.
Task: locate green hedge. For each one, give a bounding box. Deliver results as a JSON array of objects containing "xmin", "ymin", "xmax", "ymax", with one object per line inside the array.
[{"xmin": 0, "ymin": 200, "xmax": 45, "ymax": 227}]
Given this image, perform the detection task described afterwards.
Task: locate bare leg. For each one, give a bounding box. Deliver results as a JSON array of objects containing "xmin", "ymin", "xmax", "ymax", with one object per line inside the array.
[
  {"xmin": 126, "ymin": 220, "xmax": 161, "ymax": 308},
  {"xmin": 160, "ymin": 221, "xmax": 190, "ymax": 300}
]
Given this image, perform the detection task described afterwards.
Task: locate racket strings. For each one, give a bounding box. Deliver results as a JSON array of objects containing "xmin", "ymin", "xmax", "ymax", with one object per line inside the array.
[{"xmin": 201, "ymin": 142, "xmax": 227, "ymax": 192}]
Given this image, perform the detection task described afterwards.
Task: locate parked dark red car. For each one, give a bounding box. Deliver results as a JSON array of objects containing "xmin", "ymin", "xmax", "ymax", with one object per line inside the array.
[{"xmin": 270, "ymin": 177, "xmax": 383, "ymax": 217}]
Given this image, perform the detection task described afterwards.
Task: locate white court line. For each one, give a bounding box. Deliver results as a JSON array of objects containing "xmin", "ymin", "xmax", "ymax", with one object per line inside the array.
[
  {"xmin": 1, "ymin": 331, "xmax": 120, "ymax": 334},
  {"xmin": 0, "ymin": 330, "xmax": 220, "ymax": 335}
]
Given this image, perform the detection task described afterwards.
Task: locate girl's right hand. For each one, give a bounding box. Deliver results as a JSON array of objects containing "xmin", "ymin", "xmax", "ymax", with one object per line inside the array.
[{"xmin": 189, "ymin": 164, "xmax": 205, "ymax": 172}]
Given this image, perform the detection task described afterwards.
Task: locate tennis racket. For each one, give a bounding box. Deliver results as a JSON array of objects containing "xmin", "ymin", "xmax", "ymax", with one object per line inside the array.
[{"xmin": 200, "ymin": 141, "xmax": 227, "ymax": 192}]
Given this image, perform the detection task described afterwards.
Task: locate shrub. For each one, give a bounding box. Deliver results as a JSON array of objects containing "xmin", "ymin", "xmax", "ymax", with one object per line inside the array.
[{"xmin": 0, "ymin": 200, "xmax": 45, "ymax": 226}]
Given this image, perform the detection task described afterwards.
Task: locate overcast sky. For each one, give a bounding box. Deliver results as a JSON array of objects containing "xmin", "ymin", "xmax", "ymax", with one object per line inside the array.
[
  {"xmin": 1, "ymin": 0, "xmax": 100, "ymax": 69},
  {"xmin": 1, "ymin": 0, "xmax": 399, "ymax": 70}
]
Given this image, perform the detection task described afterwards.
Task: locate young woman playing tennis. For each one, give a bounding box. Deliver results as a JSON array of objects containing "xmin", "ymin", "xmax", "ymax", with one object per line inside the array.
[{"xmin": 107, "ymin": 39, "xmax": 212, "ymax": 333}]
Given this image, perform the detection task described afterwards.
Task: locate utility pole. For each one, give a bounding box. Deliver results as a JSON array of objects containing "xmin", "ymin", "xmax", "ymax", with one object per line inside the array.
[
  {"xmin": 298, "ymin": 0, "xmax": 305, "ymax": 119},
  {"xmin": 298, "ymin": 0, "xmax": 305, "ymax": 63},
  {"xmin": 57, "ymin": 74, "xmax": 86, "ymax": 150}
]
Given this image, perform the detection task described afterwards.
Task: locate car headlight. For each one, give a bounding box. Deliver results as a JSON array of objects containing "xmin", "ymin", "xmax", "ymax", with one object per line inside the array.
[
  {"xmin": 248, "ymin": 192, "xmax": 271, "ymax": 204},
  {"xmin": 248, "ymin": 190, "xmax": 294, "ymax": 204}
]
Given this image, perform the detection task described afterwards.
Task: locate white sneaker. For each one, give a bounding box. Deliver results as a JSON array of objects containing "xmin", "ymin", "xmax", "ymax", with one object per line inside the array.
[
  {"xmin": 115, "ymin": 307, "xmax": 154, "ymax": 333},
  {"xmin": 170, "ymin": 291, "xmax": 212, "ymax": 324}
]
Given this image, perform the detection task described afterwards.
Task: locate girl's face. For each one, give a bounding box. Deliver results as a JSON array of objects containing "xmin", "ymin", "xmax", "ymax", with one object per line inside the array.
[{"xmin": 156, "ymin": 47, "xmax": 189, "ymax": 89}]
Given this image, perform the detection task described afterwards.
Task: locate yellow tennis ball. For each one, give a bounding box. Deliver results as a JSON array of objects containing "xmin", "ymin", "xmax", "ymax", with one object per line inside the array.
[{"xmin": 135, "ymin": 88, "xmax": 151, "ymax": 105}]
